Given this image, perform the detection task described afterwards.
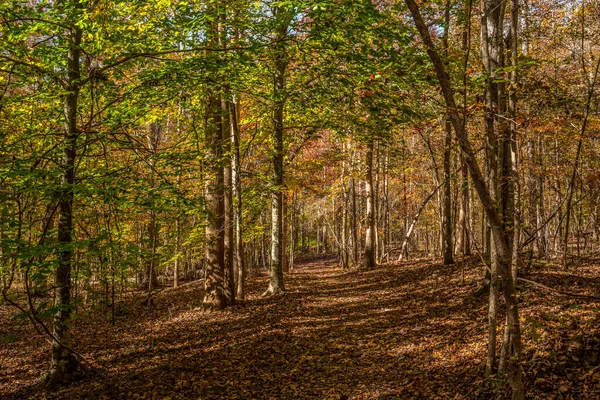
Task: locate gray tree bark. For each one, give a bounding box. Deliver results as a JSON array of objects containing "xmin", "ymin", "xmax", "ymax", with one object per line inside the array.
[
  {"xmin": 362, "ymin": 139, "xmax": 376, "ymax": 269},
  {"xmin": 404, "ymin": 0, "xmax": 524, "ymax": 397},
  {"xmin": 264, "ymin": 10, "xmax": 289, "ymax": 296},
  {"xmin": 230, "ymin": 97, "xmax": 245, "ymax": 300},
  {"xmin": 46, "ymin": 0, "xmax": 83, "ymax": 388}
]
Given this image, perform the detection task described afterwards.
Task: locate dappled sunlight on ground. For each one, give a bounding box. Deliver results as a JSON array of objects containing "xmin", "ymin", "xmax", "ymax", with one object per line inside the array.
[{"xmin": 1, "ymin": 256, "xmax": 600, "ymax": 399}]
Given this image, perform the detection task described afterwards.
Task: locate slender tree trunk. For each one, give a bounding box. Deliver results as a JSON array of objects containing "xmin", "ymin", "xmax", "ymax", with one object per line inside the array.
[
  {"xmin": 442, "ymin": 1, "xmax": 454, "ymax": 265},
  {"xmin": 46, "ymin": 3, "xmax": 83, "ymax": 387},
  {"xmin": 374, "ymin": 144, "xmax": 381, "ymax": 262},
  {"xmin": 443, "ymin": 121, "xmax": 454, "ymax": 265},
  {"xmin": 174, "ymin": 216, "xmax": 180, "ymax": 288},
  {"xmin": 144, "ymin": 209, "xmax": 159, "ymax": 292},
  {"xmin": 480, "ymin": 0, "xmax": 509, "ymax": 379},
  {"xmin": 341, "ymin": 148, "xmax": 349, "ymax": 269},
  {"xmin": 230, "ymin": 97, "xmax": 245, "ymax": 300},
  {"xmin": 282, "ymin": 194, "xmax": 289, "ymax": 272},
  {"xmin": 456, "ymin": 154, "xmax": 471, "ymax": 255},
  {"xmin": 264, "ymin": 16, "xmax": 288, "ymax": 295},
  {"xmin": 351, "ymin": 177, "xmax": 359, "ymax": 265},
  {"xmin": 562, "ymin": 2, "xmax": 600, "ymax": 268},
  {"xmin": 399, "ymin": 184, "xmax": 442, "ymax": 261},
  {"xmin": 508, "ymin": 0, "xmax": 520, "ymax": 283},
  {"xmin": 382, "ymin": 151, "xmax": 390, "ymax": 263},
  {"xmin": 363, "ymin": 139, "xmax": 376, "ymax": 269},
  {"xmin": 222, "ymin": 98, "xmax": 235, "ymax": 305},
  {"xmin": 289, "ymin": 192, "xmax": 295, "ymax": 271}
]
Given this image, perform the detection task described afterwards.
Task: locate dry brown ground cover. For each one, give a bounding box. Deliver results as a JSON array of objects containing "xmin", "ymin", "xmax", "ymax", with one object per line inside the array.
[{"xmin": 1, "ymin": 256, "xmax": 600, "ymax": 399}]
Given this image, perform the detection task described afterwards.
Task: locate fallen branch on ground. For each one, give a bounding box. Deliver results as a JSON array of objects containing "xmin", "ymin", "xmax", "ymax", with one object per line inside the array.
[{"xmin": 517, "ymin": 277, "xmax": 600, "ymax": 300}]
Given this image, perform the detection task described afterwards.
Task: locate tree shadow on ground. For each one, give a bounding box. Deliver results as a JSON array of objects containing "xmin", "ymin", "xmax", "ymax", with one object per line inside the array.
[{"xmin": 2, "ymin": 256, "xmax": 600, "ymax": 399}]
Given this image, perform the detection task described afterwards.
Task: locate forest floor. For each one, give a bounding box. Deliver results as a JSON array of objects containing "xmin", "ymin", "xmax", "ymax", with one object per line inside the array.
[{"xmin": 2, "ymin": 256, "xmax": 600, "ymax": 399}]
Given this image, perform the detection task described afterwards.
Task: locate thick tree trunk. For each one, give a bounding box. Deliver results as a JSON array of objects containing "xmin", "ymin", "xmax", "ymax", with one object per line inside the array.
[{"xmin": 203, "ymin": 87, "xmax": 226, "ymax": 310}]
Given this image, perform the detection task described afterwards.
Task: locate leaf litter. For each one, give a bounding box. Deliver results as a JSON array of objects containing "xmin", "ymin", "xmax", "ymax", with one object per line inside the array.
[{"xmin": 1, "ymin": 256, "xmax": 599, "ymax": 399}]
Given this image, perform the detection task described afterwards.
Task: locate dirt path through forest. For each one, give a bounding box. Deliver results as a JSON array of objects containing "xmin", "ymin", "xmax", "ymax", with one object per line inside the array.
[{"xmin": 2, "ymin": 256, "xmax": 599, "ymax": 399}]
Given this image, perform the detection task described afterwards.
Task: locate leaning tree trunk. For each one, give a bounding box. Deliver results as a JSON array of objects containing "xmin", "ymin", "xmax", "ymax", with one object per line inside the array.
[
  {"xmin": 398, "ymin": 184, "xmax": 442, "ymax": 261},
  {"xmin": 46, "ymin": 3, "xmax": 83, "ymax": 388},
  {"xmin": 404, "ymin": 0, "xmax": 524, "ymax": 397}
]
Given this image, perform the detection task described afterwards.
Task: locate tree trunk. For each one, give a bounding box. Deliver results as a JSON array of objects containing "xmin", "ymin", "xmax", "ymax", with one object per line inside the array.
[
  {"xmin": 398, "ymin": 184, "xmax": 442, "ymax": 261},
  {"xmin": 442, "ymin": 1, "xmax": 454, "ymax": 266},
  {"xmin": 143, "ymin": 210, "xmax": 159, "ymax": 292},
  {"xmin": 362, "ymin": 139, "xmax": 376, "ymax": 269},
  {"xmin": 174, "ymin": 216, "xmax": 180, "ymax": 288},
  {"xmin": 46, "ymin": 3, "xmax": 83, "ymax": 387},
  {"xmin": 456, "ymin": 154, "xmax": 471, "ymax": 255},
  {"xmin": 230, "ymin": 97, "xmax": 245, "ymax": 300},
  {"xmin": 223, "ymin": 97, "xmax": 235, "ymax": 305},
  {"xmin": 562, "ymin": 4, "xmax": 600, "ymax": 268},
  {"xmin": 443, "ymin": 121, "xmax": 454, "ymax": 265},
  {"xmin": 404, "ymin": 1, "xmax": 524, "ymax": 397},
  {"xmin": 264, "ymin": 16, "xmax": 288, "ymax": 296},
  {"xmin": 351, "ymin": 177, "xmax": 359, "ymax": 265},
  {"xmin": 203, "ymin": 86, "xmax": 225, "ymax": 310}
]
